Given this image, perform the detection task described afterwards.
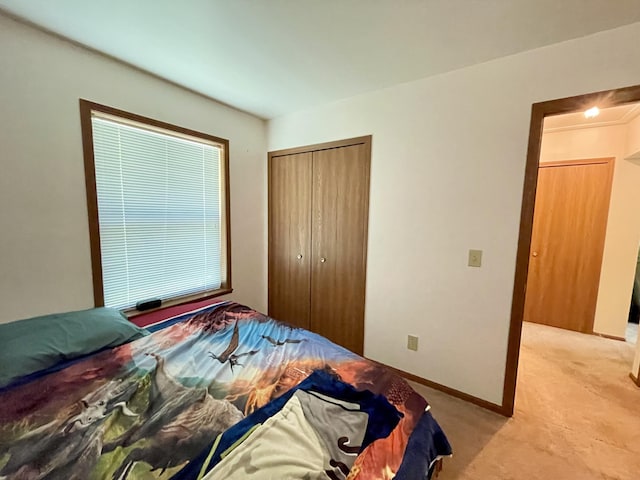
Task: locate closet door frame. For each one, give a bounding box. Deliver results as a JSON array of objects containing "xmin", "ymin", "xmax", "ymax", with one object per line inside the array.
[
  {"xmin": 267, "ymin": 135, "xmax": 372, "ymax": 353},
  {"xmin": 269, "ymin": 136, "xmax": 372, "ymax": 158}
]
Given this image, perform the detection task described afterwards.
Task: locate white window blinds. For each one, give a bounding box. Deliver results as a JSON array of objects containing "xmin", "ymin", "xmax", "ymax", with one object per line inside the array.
[{"xmin": 91, "ymin": 115, "xmax": 224, "ymax": 309}]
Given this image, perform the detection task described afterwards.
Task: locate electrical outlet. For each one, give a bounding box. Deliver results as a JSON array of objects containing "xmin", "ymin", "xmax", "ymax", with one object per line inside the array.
[
  {"xmin": 468, "ymin": 249, "xmax": 483, "ymax": 267},
  {"xmin": 407, "ymin": 335, "xmax": 419, "ymax": 351}
]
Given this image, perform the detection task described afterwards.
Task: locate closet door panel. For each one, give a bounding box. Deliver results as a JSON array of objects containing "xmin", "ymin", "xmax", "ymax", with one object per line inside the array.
[
  {"xmin": 268, "ymin": 152, "xmax": 312, "ymax": 328},
  {"xmin": 310, "ymin": 144, "xmax": 369, "ymax": 354}
]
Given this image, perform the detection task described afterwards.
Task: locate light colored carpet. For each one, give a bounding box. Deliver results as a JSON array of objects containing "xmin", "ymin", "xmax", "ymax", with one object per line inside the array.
[{"xmin": 409, "ymin": 321, "xmax": 640, "ymax": 479}]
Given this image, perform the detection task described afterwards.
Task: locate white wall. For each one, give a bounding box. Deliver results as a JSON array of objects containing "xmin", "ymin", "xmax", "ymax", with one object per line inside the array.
[
  {"xmin": 268, "ymin": 22, "xmax": 640, "ymax": 404},
  {"xmin": 628, "ymin": 114, "xmax": 640, "ymax": 158},
  {"xmin": 540, "ymin": 124, "xmax": 640, "ymax": 338},
  {"xmin": 0, "ymin": 14, "xmax": 267, "ymax": 323}
]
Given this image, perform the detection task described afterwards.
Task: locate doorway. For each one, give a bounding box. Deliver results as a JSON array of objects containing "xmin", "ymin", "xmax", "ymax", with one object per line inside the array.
[{"xmin": 502, "ymin": 84, "xmax": 640, "ymax": 416}]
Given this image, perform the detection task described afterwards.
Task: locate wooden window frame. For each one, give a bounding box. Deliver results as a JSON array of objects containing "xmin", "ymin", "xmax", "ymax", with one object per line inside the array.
[{"xmin": 79, "ymin": 99, "xmax": 232, "ymax": 315}]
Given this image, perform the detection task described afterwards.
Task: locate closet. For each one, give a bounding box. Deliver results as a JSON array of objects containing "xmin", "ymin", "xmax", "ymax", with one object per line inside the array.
[{"xmin": 268, "ymin": 136, "xmax": 371, "ymax": 355}]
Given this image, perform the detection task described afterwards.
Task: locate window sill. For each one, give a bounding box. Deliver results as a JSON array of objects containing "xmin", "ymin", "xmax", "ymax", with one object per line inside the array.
[{"xmin": 123, "ymin": 287, "xmax": 233, "ymax": 319}]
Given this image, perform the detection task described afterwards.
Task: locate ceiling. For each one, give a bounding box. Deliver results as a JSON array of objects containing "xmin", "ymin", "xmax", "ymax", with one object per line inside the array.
[
  {"xmin": 2, "ymin": 0, "xmax": 640, "ymax": 119},
  {"xmin": 544, "ymin": 103, "xmax": 640, "ymax": 132}
]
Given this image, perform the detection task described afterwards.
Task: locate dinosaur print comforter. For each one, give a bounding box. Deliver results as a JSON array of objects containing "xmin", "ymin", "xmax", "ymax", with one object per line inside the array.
[{"xmin": 0, "ymin": 302, "xmax": 451, "ymax": 479}]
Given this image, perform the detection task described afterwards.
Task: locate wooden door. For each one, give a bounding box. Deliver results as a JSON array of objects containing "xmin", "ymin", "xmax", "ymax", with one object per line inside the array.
[
  {"xmin": 524, "ymin": 158, "xmax": 614, "ymax": 333},
  {"xmin": 268, "ymin": 152, "xmax": 313, "ymax": 328},
  {"xmin": 310, "ymin": 144, "xmax": 370, "ymax": 354}
]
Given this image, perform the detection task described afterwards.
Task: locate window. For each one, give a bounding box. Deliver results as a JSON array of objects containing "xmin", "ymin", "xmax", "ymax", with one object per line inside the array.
[{"xmin": 80, "ymin": 100, "xmax": 231, "ymax": 311}]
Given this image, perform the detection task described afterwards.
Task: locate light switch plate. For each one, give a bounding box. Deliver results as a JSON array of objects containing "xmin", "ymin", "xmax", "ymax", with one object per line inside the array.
[
  {"xmin": 468, "ymin": 249, "xmax": 483, "ymax": 267},
  {"xmin": 407, "ymin": 335, "xmax": 419, "ymax": 351}
]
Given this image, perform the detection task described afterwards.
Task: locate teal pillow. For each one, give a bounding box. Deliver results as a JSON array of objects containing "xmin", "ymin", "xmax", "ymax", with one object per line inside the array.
[{"xmin": 0, "ymin": 307, "xmax": 149, "ymax": 387}]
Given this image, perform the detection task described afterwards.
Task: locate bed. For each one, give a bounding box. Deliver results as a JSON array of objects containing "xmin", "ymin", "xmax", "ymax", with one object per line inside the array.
[{"xmin": 0, "ymin": 301, "xmax": 451, "ymax": 479}]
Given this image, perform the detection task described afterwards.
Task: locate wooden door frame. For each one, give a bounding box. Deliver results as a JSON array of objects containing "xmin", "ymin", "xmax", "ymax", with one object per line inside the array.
[
  {"xmin": 503, "ymin": 84, "xmax": 640, "ymax": 416},
  {"xmin": 268, "ymin": 135, "xmax": 373, "ymax": 158}
]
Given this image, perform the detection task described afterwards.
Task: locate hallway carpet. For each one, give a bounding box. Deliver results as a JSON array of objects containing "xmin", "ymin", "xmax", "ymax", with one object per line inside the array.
[{"xmin": 410, "ymin": 321, "xmax": 640, "ymax": 479}]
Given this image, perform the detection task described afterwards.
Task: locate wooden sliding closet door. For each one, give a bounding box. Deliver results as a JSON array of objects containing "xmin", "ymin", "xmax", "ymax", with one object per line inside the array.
[
  {"xmin": 268, "ymin": 152, "xmax": 313, "ymax": 328},
  {"xmin": 310, "ymin": 144, "xmax": 370, "ymax": 355}
]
